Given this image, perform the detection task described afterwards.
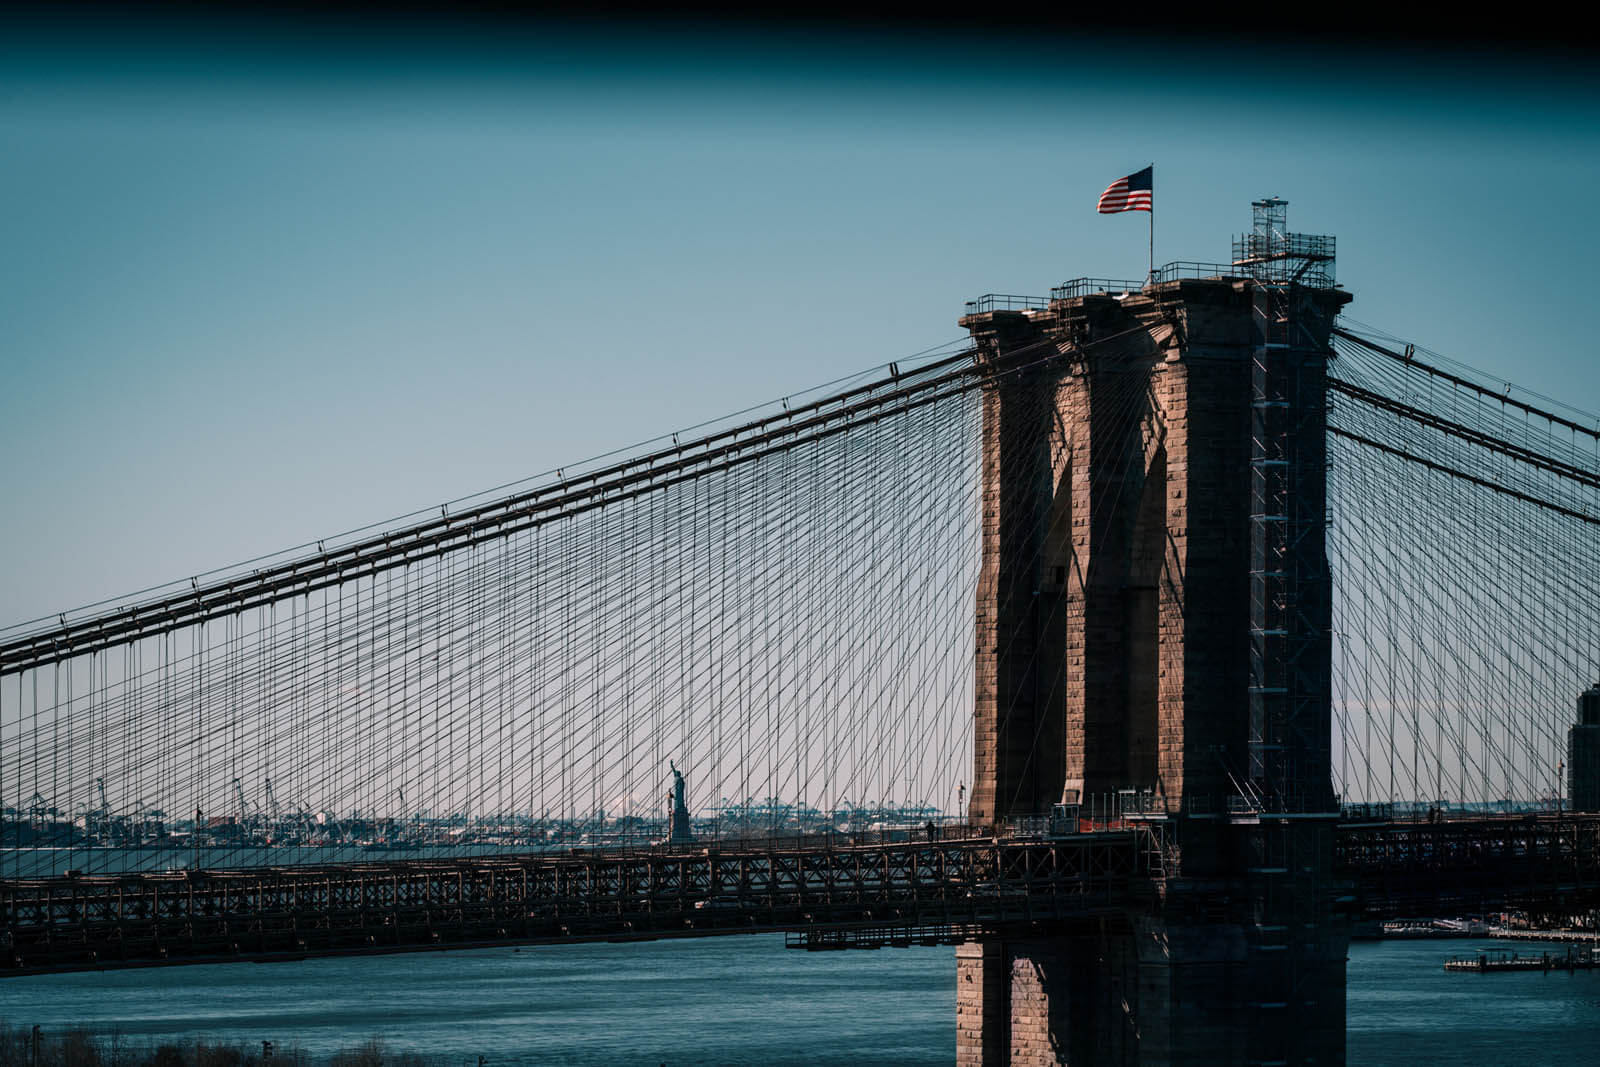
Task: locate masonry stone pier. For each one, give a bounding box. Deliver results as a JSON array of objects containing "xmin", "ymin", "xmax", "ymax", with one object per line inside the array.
[{"xmin": 959, "ymin": 259, "xmax": 1353, "ymax": 1064}]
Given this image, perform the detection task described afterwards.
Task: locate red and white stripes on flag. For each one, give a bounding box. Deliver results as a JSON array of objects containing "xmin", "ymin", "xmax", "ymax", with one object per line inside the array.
[{"xmin": 1097, "ymin": 166, "xmax": 1153, "ymax": 213}]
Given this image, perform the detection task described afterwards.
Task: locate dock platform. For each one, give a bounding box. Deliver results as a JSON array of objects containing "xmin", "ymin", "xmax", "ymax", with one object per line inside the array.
[{"xmin": 1445, "ymin": 947, "xmax": 1600, "ymax": 973}]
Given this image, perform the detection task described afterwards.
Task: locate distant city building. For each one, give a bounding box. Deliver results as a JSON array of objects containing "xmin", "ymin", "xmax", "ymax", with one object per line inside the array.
[{"xmin": 1569, "ymin": 684, "xmax": 1600, "ymax": 811}]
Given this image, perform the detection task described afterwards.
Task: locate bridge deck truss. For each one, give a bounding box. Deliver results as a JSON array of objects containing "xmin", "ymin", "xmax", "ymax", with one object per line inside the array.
[{"xmin": 0, "ymin": 834, "xmax": 1145, "ymax": 975}]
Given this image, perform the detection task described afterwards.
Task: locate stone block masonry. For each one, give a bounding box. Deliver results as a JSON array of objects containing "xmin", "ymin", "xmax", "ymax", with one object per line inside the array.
[
  {"xmin": 961, "ymin": 277, "xmax": 1349, "ymax": 827},
  {"xmin": 956, "ymin": 274, "xmax": 1353, "ymax": 1065}
]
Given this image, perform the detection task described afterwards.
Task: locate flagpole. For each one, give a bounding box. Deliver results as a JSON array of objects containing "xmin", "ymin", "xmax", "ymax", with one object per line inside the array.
[{"xmin": 1148, "ymin": 163, "xmax": 1155, "ymax": 285}]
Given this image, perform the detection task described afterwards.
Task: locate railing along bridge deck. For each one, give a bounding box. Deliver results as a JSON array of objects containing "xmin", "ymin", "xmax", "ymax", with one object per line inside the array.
[
  {"xmin": 9, "ymin": 814, "xmax": 1600, "ymax": 976},
  {"xmin": 1, "ymin": 830, "xmax": 1143, "ymax": 975}
]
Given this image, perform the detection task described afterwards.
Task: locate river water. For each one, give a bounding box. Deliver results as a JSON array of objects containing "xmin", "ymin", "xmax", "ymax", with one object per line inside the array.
[{"xmin": 2, "ymin": 936, "xmax": 1596, "ymax": 1064}]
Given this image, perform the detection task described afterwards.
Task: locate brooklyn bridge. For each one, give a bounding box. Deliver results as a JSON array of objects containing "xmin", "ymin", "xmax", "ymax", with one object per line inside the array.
[{"xmin": 5, "ymin": 201, "xmax": 1599, "ymax": 1065}]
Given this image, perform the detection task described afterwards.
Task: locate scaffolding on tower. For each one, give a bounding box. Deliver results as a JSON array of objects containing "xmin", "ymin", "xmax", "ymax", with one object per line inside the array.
[{"xmin": 1234, "ymin": 197, "xmax": 1338, "ymax": 814}]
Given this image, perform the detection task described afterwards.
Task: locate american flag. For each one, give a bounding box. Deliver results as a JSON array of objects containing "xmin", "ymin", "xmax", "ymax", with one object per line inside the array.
[{"xmin": 1097, "ymin": 166, "xmax": 1153, "ymax": 213}]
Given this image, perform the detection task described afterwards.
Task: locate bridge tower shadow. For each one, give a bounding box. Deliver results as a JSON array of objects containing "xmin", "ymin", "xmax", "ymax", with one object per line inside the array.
[{"xmin": 959, "ymin": 222, "xmax": 1353, "ymax": 1065}]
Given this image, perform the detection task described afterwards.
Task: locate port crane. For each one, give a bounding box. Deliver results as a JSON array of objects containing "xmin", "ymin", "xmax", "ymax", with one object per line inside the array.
[
  {"xmin": 262, "ymin": 779, "xmax": 283, "ymax": 841},
  {"xmin": 263, "ymin": 779, "xmax": 283, "ymax": 821},
  {"xmin": 88, "ymin": 777, "xmax": 113, "ymax": 840},
  {"xmin": 231, "ymin": 777, "xmax": 264, "ymax": 841}
]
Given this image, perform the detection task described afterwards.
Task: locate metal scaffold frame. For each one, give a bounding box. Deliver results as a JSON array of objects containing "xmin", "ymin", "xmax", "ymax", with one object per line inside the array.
[{"xmin": 1237, "ymin": 198, "xmax": 1338, "ymax": 814}]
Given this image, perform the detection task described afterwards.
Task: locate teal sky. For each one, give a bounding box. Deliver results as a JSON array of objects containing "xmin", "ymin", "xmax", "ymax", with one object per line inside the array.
[{"xmin": 4, "ymin": 18, "xmax": 1598, "ymax": 622}]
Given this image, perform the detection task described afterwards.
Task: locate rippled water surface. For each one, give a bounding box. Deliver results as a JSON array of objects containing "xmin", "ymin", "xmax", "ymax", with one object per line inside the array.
[
  {"xmin": 1345, "ymin": 938, "xmax": 1600, "ymax": 1065},
  {"xmin": 3, "ymin": 936, "xmax": 1598, "ymax": 1064}
]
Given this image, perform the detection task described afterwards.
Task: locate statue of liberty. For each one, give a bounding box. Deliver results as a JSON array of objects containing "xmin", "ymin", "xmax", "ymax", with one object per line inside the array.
[{"xmin": 667, "ymin": 761, "xmax": 694, "ymax": 844}]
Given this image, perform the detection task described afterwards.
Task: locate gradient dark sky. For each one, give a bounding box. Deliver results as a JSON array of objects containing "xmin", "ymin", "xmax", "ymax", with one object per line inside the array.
[{"xmin": 4, "ymin": 14, "xmax": 1597, "ymax": 620}]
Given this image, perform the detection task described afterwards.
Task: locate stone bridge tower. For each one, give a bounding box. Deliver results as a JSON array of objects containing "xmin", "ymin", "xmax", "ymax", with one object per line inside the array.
[{"xmin": 958, "ymin": 202, "xmax": 1353, "ymax": 1065}]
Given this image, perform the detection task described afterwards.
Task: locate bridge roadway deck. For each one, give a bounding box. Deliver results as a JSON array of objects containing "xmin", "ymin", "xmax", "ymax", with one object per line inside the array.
[
  {"xmin": 6, "ymin": 814, "xmax": 1600, "ymax": 976},
  {"xmin": 1337, "ymin": 811, "xmax": 1600, "ymax": 918},
  {"xmin": 0, "ymin": 831, "xmax": 1145, "ymax": 975}
]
